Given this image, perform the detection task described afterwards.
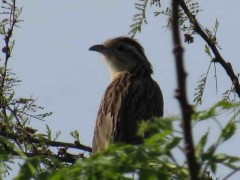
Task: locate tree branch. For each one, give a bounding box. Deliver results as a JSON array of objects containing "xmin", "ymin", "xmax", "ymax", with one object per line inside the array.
[
  {"xmin": 179, "ymin": 0, "xmax": 240, "ymax": 98},
  {"xmin": 13, "ymin": 151, "xmax": 77, "ymax": 164},
  {"xmin": 0, "ymin": 131, "xmax": 92, "ymax": 153},
  {"xmin": 0, "ymin": 138, "xmax": 79, "ymax": 164},
  {"xmin": 222, "ymin": 166, "xmax": 240, "ymax": 180},
  {"xmin": 171, "ymin": 1, "xmax": 200, "ymax": 179}
]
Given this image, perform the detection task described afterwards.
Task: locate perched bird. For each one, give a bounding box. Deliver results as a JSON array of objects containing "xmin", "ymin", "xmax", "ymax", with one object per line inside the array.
[{"xmin": 89, "ymin": 36, "xmax": 163, "ymax": 153}]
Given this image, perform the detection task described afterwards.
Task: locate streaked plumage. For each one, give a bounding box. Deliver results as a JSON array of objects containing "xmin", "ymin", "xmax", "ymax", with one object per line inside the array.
[{"xmin": 89, "ymin": 37, "xmax": 163, "ymax": 153}]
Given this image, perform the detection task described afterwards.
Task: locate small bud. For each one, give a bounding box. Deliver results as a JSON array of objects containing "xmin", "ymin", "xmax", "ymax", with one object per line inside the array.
[
  {"xmin": 184, "ymin": 33, "xmax": 194, "ymax": 44},
  {"xmin": 2, "ymin": 46, "xmax": 10, "ymax": 54}
]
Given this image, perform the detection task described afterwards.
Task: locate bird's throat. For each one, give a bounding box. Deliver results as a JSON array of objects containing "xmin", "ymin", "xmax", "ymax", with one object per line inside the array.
[{"xmin": 110, "ymin": 70, "xmax": 123, "ymax": 81}]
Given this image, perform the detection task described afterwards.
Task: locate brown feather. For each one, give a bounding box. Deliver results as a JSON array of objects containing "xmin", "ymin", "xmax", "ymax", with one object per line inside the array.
[{"xmin": 92, "ymin": 71, "xmax": 163, "ymax": 153}]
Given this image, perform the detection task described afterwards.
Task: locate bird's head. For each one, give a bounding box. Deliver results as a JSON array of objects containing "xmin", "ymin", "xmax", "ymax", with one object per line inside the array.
[{"xmin": 89, "ymin": 37, "xmax": 153, "ymax": 79}]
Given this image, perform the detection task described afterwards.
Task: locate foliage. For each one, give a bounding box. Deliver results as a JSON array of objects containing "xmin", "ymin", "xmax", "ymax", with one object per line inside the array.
[
  {"xmin": 130, "ymin": 0, "xmax": 161, "ymax": 37},
  {"xmin": 14, "ymin": 117, "xmax": 189, "ymax": 179},
  {"xmin": 14, "ymin": 101, "xmax": 240, "ymax": 179}
]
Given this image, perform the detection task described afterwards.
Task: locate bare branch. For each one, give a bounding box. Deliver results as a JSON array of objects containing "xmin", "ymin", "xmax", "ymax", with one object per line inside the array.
[{"xmin": 171, "ymin": 1, "xmax": 200, "ymax": 179}]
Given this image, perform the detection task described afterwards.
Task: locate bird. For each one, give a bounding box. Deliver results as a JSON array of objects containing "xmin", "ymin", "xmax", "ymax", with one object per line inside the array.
[{"xmin": 89, "ymin": 36, "xmax": 164, "ymax": 153}]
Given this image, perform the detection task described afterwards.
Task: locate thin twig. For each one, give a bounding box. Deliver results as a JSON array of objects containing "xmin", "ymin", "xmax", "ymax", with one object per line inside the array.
[
  {"xmin": 222, "ymin": 166, "xmax": 240, "ymax": 180},
  {"xmin": 171, "ymin": 1, "xmax": 200, "ymax": 179}
]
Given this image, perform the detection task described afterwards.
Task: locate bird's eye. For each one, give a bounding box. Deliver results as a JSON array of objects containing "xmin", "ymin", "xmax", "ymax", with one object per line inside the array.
[{"xmin": 116, "ymin": 45, "xmax": 125, "ymax": 52}]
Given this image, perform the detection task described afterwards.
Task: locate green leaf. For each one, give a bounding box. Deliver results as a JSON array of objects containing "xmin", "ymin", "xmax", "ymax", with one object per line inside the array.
[
  {"xmin": 210, "ymin": 160, "xmax": 217, "ymax": 173},
  {"xmin": 70, "ymin": 130, "xmax": 80, "ymax": 142},
  {"xmin": 145, "ymin": 130, "xmax": 172, "ymax": 146},
  {"xmin": 14, "ymin": 157, "xmax": 40, "ymax": 180},
  {"xmin": 10, "ymin": 40, "xmax": 15, "ymax": 54},
  {"xmin": 0, "ymin": 150, "xmax": 9, "ymax": 161},
  {"xmin": 205, "ymin": 45, "xmax": 213, "ymax": 59},
  {"xmin": 220, "ymin": 122, "xmax": 236, "ymax": 142},
  {"xmin": 215, "ymin": 100, "xmax": 237, "ymax": 109},
  {"xmin": 50, "ymin": 168, "xmax": 71, "ymax": 180},
  {"xmin": 46, "ymin": 124, "xmax": 51, "ymax": 141},
  {"xmin": 196, "ymin": 131, "xmax": 209, "ymax": 158},
  {"xmin": 37, "ymin": 171, "xmax": 51, "ymax": 180},
  {"xmin": 137, "ymin": 120, "xmax": 152, "ymax": 136},
  {"xmin": 165, "ymin": 137, "xmax": 181, "ymax": 150},
  {"xmin": 202, "ymin": 144, "xmax": 216, "ymax": 161},
  {"xmin": 192, "ymin": 107, "xmax": 216, "ymax": 121},
  {"xmin": 214, "ymin": 154, "xmax": 240, "ymax": 164},
  {"xmin": 212, "ymin": 154, "xmax": 240, "ymax": 170}
]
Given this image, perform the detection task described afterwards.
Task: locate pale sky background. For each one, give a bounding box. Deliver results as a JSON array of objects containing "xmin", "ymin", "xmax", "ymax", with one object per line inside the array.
[{"xmin": 2, "ymin": 0, "xmax": 240, "ymax": 179}]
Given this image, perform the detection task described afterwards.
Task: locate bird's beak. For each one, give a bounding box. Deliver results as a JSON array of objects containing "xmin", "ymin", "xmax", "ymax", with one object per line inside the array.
[{"xmin": 89, "ymin": 44, "xmax": 106, "ymax": 53}]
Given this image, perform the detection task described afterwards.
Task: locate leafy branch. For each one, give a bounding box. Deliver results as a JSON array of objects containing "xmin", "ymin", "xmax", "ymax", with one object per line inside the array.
[
  {"xmin": 130, "ymin": 0, "xmax": 161, "ymax": 37},
  {"xmin": 0, "ymin": 1, "xmax": 92, "ymax": 175},
  {"xmin": 15, "ymin": 101, "xmax": 240, "ymax": 179},
  {"xmin": 0, "ymin": 131, "xmax": 91, "ymax": 164},
  {"xmin": 131, "ymin": 0, "xmax": 240, "ymax": 101},
  {"xmin": 178, "ymin": 0, "xmax": 240, "ymax": 98}
]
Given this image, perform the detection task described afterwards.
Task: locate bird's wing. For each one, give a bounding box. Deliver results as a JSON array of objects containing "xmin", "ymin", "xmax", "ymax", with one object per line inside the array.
[
  {"xmin": 92, "ymin": 73, "xmax": 130, "ymax": 153},
  {"xmin": 114, "ymin": 75, "xmax": 164, "ymax": 144}
]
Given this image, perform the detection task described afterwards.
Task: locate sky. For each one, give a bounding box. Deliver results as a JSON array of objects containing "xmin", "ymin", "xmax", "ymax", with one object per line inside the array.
[{"xmin": 2, "ymin": 0, "xmax": 240, "ymax": 179}]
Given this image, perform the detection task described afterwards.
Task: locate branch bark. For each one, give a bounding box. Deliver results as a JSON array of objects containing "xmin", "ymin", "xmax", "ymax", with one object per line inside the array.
[
  {"xmin": 179, "ymin": 0, "xmax": 240, "ymax": 98},
  {"xmin": 171, "ymin": 1, "xmax": 200, "ymax": 179}
]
